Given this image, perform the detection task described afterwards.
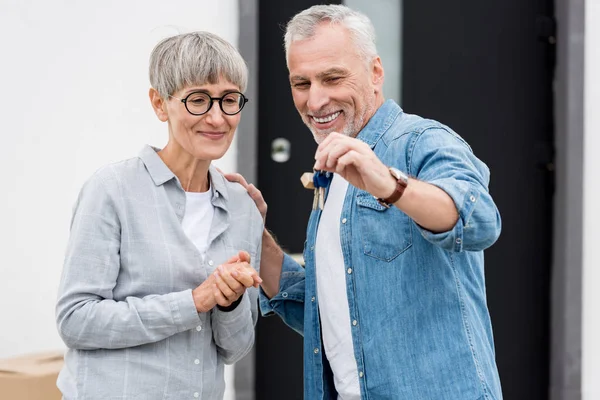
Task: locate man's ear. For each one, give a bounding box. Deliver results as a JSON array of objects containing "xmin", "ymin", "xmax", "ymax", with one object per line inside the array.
[
  {"xmin": 371, "ymin": 56, "xmax": 385, "ymax": 91},
  {"xmin": 149, "ymin": 88, "xmax": 168, "ymax": 122}
]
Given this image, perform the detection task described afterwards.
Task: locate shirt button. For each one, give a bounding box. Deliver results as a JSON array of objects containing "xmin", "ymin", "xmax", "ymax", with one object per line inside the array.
[
  {"xmin": 456, "ymin": 238, "xmax": 462, "ymax": 244},
  {"xmin": 341, "ymin": 218, "xmax": 347, "ymax": 224},
  {"xmin": 347, "ymin": 268, "xmax": 353, "ymax": 274},
  {"xmin": 314, "ymin": 348, "xmax": 319, "ymax": 354},
  {"xmin": 194, "ymin": 393, "xmax": 199, "ymax": 398},
  {"xmin": 208, "ymin": 260, "xmax": 214, "ymax": 266},
  {"xmin": 470, "ymin": 195, "xmax": 476, "ymax": 202},
  {"xmin": 352, "ymin": 320, "xmax": 357, "ymax": 326},
  {"xmin": 194, "ymin": 359, "xmax": 200, "ymax": 365},
  {"xmin": 282, "ymin": 292, "xmax": 288, "ymax": 298},
  {"xmin": 359, "ymin": 371, "xmax": 364, "ymax": 378},
  {"xmin": 196, "ymin": 325, "xmax": 202, "ymax": 332},
  {"xmin": 310, "ymin": 246, "xmax": 314, "ymax": 251},
  {"xmin": 311, "ymin": 296, "xmax": 315, "ymax": 302}
]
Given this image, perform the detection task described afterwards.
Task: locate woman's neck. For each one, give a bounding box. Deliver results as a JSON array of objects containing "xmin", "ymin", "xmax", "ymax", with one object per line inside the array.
[{"xmin": 158, "ymin": 142, "xmax": 211, "ymax": 193}]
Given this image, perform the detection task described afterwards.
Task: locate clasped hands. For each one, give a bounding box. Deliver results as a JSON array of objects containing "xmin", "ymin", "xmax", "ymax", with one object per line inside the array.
[{"xmin": 192, "ymin": 250, "xmax": 262, "ymax": 313}]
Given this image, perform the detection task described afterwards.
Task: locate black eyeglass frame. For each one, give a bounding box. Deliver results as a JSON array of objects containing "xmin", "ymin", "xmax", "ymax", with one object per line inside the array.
[{"xmin": 170, "ymin": 91, "xmax": 249, "ymax": 116}]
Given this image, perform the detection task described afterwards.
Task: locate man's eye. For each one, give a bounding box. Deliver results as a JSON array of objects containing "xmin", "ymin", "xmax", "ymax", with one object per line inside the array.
[
  {"xmin": 326, "ymin": 77, "xmax": 341, "ymax": 83},
  {"xmin": 293, "ymin": 82, "xmax": 310, "ymax": 88}
]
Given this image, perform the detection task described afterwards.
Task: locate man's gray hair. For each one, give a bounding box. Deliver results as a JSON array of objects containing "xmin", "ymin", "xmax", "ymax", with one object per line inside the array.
[
  {"xmin": 284, "ymin": 4, "xmax": 377, "ymax": 64},
  {"xmin": 149, "ymin": 31, "xmax": 248, "ymax": 98}
]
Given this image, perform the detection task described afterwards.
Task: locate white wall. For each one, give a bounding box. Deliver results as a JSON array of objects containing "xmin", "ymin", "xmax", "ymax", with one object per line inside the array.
[
  {"xmin": 0, "ymin": 0, "xmax": 239, "ymax": 396},
  {"xmin": 583, "ymin": 0, "xmax": 600, "ymax": 398}
]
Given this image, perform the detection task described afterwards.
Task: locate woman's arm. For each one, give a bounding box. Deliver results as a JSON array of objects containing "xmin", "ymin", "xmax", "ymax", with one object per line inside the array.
[{"xmin": 55, "ymin": 173, "xmax": 203, "ymax": 350}]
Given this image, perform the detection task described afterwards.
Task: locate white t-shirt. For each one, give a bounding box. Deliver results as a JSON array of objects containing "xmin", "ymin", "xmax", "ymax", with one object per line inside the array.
[
  {"xmin": 181, "ymin": 188, "xmax": 215, "ymax": 254},
  {"xmin": 315, "ymin": 174, "xmax": 361, "ymax": 400}
]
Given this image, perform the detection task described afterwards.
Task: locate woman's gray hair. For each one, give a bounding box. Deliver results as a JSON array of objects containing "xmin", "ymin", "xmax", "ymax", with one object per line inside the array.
[
  {"xmin": 284, "ymin": 5, "xmax": 377, "ymax": 65},
  {"xmin": 149, "ymin": 31, "xmax": 248, "ymax": 98}
]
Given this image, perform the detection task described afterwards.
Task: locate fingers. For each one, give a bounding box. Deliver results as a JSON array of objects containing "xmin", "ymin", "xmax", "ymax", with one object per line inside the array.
[
  {"xmin": 222, "ymin": 173, "xmax": 268, "ymax": 222},
  {"xmin": 335, "ymin": 150, "xmax": 361, "ymax": 175},
  {"xmin": 225, "ymin": 254, "xmax": 240, "ymax": 264},
  {"xmin": 213, "ymin": 284, "xmax": 233, "ymax": 307},
  {"xmin": 223, "ymin": 172, "xmax": 250, "ymax": 189},
  {"xmin": 237, "ymin": 250, "xmax": 251, "ymax": 263},
  {"xmin": 314, "ymin": 133, "xmax": 369, "ymax": 171},
  {"xmin": 246, "ymin": 183, "xmax": 268, "ymax": 222},
  {"xmin": 219, "ymin": 261, "xmax": 260, "ymax": 288},
  {"xmin": 214, "ymin": 269, "xmax": 242, "ymax": 301}
]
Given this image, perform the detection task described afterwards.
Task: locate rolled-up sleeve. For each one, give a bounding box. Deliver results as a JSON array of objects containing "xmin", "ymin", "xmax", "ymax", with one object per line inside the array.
[
  {"xmin": 408, "ymin": 128, "xmax": 502, "ymax": 252},
  {"xmin": 259, "ymin": 253, "xmax": 306, "ymax": 335},
  {"xmin": 56, "ymin": 173, "xmax": 200, "ymax": 350}
]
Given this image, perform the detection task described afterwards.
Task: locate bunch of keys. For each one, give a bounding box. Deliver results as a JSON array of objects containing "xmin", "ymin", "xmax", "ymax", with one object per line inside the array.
[{"xmin": 300, "ymin": 171, "xmax": 329, "ymax": 210}]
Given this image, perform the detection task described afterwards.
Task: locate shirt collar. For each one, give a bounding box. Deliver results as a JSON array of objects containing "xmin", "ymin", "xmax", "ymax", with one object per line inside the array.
[
  {"xmin": 138, "ymin": 145, "xmax": 229, "ymax": 201},
  {"xmin": 356, "ymin": 99, "xmax": 402, "ymax": 148}
]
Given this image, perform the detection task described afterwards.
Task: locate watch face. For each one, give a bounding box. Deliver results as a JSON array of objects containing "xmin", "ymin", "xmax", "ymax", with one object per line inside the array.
[{"xmin": 389, "ymin": 167, "xmax": 408, "ymax": 183}]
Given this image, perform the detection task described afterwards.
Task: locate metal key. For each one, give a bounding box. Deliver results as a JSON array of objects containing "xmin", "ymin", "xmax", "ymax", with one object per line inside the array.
[{"xmin": 318, "ymin": 187, "xmax": 325, "ymax": 210}]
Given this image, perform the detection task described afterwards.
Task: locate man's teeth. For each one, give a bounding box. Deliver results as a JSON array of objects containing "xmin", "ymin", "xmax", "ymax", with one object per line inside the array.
[{"xmin": 313, "ymin": 112, "xmax": 340, "ymax": 124}]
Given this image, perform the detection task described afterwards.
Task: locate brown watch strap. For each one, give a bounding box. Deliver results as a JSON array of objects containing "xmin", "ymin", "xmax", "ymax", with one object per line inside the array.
[{"xmin": 378, "ymin": 178, "xmax": 407, "ymax": 208}]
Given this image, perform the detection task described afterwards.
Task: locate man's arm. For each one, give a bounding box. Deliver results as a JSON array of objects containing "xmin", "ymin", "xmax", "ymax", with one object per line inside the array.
[
  {"xmin": 313, "ymin": 130, "xmax": 501, "ymax": 251},
  {"xmin": 313, "ymin": 132, "xmax": 459, "ymax": 233},
  {"xmin": 221, "ymin": 172, "xmax": 306, "ymax": 335},
  {"xmin": 260, "ymin": 229, "xmax": 285, "ymax": 299}
]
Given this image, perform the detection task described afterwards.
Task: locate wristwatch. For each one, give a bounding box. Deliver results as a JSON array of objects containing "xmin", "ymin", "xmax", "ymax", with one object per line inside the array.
[{"xmin": 376, "ymin": 167, "xmax": 409, "ymax": 208}]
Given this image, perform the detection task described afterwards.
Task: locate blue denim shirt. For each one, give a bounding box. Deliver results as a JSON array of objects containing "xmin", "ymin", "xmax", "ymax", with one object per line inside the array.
[{"xmin": 260, "ymin": 100, "xmax": 503, "ymax": 400}]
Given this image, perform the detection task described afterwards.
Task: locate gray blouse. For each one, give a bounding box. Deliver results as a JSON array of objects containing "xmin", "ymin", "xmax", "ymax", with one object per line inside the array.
[{"xmin": 55, "ymin": 145, "xmax": 263, "ymax": 399}]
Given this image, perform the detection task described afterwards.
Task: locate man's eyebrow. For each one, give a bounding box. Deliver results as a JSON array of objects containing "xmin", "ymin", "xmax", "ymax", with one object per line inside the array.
[
  {"xmin": 290, "ymin": 75, "xmax": 309, "ymax": 82},
  {"xmin": 290, "ymin": 68, "xmax": 349, "ymax": 83},
  {"xmin": 316, "ymin": 68, "xmax": 348, "ymax": 79}
]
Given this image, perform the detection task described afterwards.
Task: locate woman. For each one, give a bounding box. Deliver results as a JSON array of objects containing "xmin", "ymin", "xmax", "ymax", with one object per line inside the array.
[{"xmin": 55, "ymin": 31, "xmax": 263, "ymax": 399}]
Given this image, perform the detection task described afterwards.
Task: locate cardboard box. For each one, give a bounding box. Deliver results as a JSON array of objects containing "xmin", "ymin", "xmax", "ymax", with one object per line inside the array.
[{"xmin": 0, "ymin": 351, "xmax": 63, "ymax": 400}]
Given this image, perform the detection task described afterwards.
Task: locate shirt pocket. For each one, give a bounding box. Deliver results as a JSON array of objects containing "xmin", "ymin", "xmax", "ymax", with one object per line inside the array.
[{"xmin": 355, "ymin": 192, "xmax": 412, "ymax": 262}]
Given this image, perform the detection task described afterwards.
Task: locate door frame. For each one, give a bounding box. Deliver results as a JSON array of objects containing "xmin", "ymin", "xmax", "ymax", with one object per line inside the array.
[{"xmin": 551, "ymin": 1, "xmax": 585, "ymax": 399}]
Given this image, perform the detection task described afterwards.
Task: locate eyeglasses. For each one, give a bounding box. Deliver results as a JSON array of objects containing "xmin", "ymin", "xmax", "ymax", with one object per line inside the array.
[{"xmin": 170, "ymin": 91, "xmax": 248, "ymax": 116}]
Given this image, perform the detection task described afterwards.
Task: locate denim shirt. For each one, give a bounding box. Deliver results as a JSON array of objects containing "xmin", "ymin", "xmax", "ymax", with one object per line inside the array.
[{"xmin": 260, "ymin": 100, "xmax": 503, "ymax": 400}]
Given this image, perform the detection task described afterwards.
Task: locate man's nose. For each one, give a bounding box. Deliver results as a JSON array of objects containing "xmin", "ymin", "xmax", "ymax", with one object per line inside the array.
[{"xmin": 307, "ymin": 84, "xmax": 329, "ymax": 112}]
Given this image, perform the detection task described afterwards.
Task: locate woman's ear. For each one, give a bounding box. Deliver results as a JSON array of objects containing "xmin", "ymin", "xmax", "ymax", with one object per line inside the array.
[{"xmin": 149, "ymin": 88, "xmax": 168, "ymax": 122}]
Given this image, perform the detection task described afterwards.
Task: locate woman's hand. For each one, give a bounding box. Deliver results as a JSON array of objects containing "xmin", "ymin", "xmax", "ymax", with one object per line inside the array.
[
  {"xmin": 191, "ymin": 251, "xmax": 261, "ymax": 312},
  {"xmin": 213, "ymin": 251, "xmax": 261, "ymax": 308}
]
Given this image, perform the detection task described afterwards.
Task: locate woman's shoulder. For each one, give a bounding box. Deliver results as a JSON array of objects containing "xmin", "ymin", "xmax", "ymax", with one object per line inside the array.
[
  {"xmin": 211, "ymin": 170, "xmax": 262, "ymax": 219},
  {"xmin": 81, "ymin": 155, "xmax": 149, "ymax": 197}
]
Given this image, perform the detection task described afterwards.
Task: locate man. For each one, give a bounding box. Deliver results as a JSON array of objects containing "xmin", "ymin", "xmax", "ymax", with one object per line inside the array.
[{"xmin": 228, "ymin": 4, "xmax": 503, "ymax": 399}]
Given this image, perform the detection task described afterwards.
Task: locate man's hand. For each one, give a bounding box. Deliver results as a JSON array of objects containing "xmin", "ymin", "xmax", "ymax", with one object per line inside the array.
[
  {"xmin": 313, "ymin": 132, "xmax": 396, "ymax": 200},
  {"xmin": 222, "ymin": 172, "xmax": 268, "ymax": 224}
]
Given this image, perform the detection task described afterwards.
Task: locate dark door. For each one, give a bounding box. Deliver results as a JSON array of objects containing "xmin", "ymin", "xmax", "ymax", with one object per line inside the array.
[
  {"xmin": 254, "ymin": 1, "xmax": 342, "ymax": 399},
  {"xmin": 255, "ymin": 1, "xmax": 555, "ymax": 399}
]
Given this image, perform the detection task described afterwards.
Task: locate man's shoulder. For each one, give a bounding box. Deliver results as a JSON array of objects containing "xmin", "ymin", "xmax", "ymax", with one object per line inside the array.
[
  {"xmin": 383, "ymin": 111, "xmax": 470, "ymax": 149},
  {"xmin": 385, "ymin": 112, "xmax": 445, "ymax": 139}
]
